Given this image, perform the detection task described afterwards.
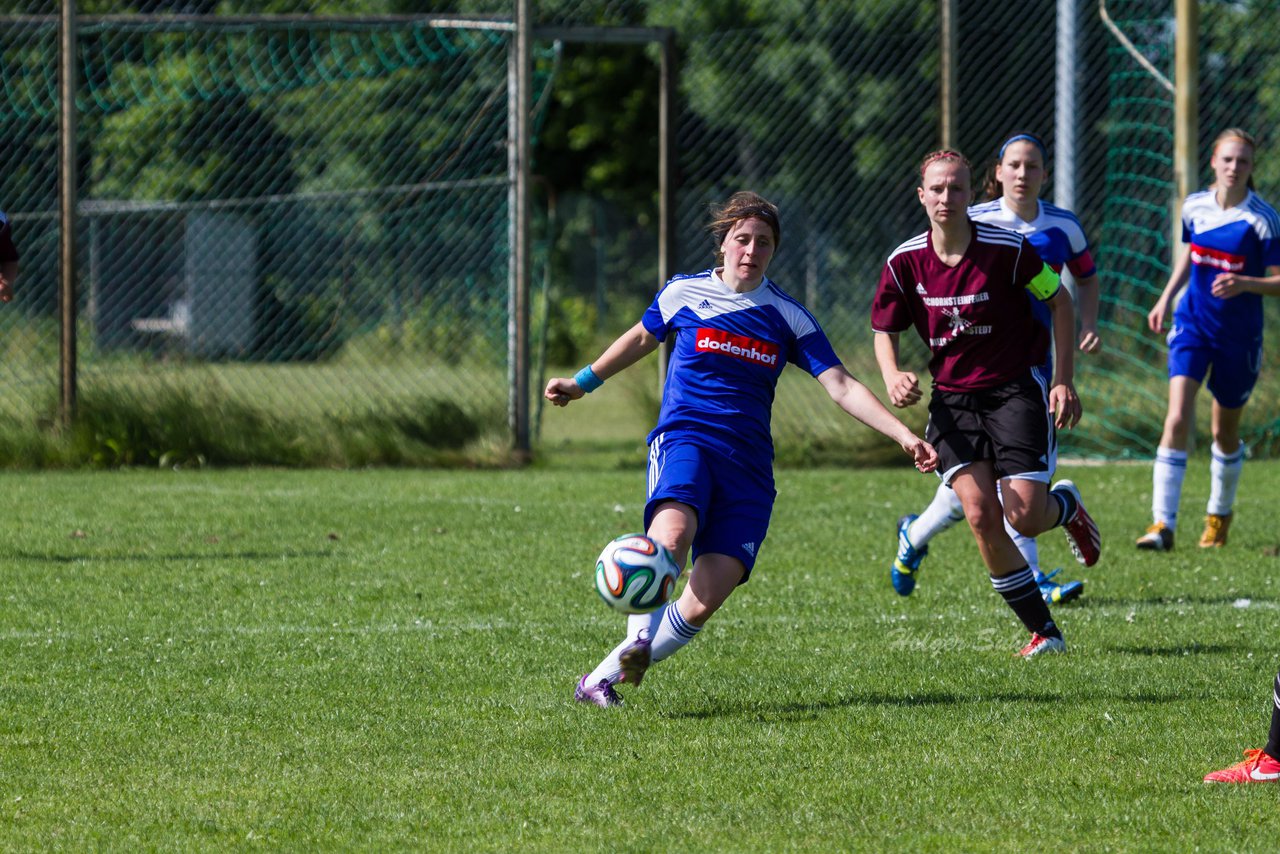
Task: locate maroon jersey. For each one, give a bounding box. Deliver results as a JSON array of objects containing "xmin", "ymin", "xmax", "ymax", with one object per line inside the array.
[{"xmin": 871, "ymin": 220, "xmax": 1058, "ymax": 392}]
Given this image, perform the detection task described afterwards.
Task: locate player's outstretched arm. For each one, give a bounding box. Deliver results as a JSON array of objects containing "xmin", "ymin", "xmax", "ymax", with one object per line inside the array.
[
  {"xmin": 1148, "ymin": 246, "xmax": 1191, "ymax": 334},
  {"xmin": 1074, "ymin": 272, "xmax": 1102, "ymax": 352},
  {"xmin": 816, "ymin": 365, "xmax": 937, "ymax": 473},
  {"xmin": 1046, "ymin": 287, "xmax": 1082, "ymax": 430},
  {"xmin": 544, "ymin": 320, "xmax": 660, "ymax": 407}
]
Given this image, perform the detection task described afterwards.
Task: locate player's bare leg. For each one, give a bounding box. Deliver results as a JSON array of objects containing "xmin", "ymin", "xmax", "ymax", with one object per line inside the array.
[{"xmin": 953, "ymin": 465, "xmax": 1064, "ymax": 657}]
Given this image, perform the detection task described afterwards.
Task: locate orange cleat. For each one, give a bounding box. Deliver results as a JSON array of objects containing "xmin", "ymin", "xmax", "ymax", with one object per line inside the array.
[
  {"xmin": 1203, "ymin": 749, "xmax": 1280, "ymax": 783},
  {"xmin": 1199, "ymin": 513, "xmax": 1231, "ymax": 548}
]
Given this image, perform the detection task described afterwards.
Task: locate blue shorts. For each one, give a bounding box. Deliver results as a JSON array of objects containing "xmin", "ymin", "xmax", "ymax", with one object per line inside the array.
[
  {"xmin": 1167, "ymin": 323, "xmax": 1262, "ymax": 409},
  {"xmin": 644, "ymin": 432, "xmax": 775, "ymax": 581}
]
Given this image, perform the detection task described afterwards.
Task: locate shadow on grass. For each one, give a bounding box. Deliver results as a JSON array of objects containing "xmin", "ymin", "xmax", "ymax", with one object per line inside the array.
[
  {"xmin": 1105, "ymin": 643, "xmax": 1244, "ymax": 657},
  {"xmin": 1075, "ymin": 594, "xmax": 1280, "ymax": 608},
  {"xmin": 661, "ymin": 687, "xmax": 1184, "ymax": 721},
  {"xmin": 12, "ymin": 549, "xmax": 334, "ymax": 564}
]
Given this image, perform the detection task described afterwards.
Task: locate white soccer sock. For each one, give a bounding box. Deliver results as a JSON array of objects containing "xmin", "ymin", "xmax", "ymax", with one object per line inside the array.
[
  {"xmin": 628, "ymin": 611, "xmax": 658, "ymax": 641},
  {"xmin": 995, "ymin": 480, "xmax": 1041, "ymax": 577},
  {"xmin": 584, "ymin": 613, "xmax": 660, "ymax": 686},
  {"xmin": 650, "ymin": 601, "xmax": 701, "ymax": 663},
  {"xmin": 1152, "ymin": 447, "xmax": 1188, "ymax": 529},
  {"xmin": 1207, "ymin": 441, "xmax": 1245, "ymax": 516},
  {"xmin": 907, "ymin": 482, "xmax": 965, "ymax": 546},
  {"xmin": 1006, "ymin": 519, "xmax": 1041, "ymax": 578}
]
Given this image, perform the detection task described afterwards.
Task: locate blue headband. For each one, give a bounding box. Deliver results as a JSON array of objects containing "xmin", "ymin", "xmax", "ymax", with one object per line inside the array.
[{"xmin": 998, "ymin": 134, "xmax": 1047, "ymax": 161}]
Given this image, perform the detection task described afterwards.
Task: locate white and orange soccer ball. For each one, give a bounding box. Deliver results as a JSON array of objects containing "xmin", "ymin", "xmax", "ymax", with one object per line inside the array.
[{"xmin": 594, "ymin": 533, "xmax": 680, "ymax": 614}]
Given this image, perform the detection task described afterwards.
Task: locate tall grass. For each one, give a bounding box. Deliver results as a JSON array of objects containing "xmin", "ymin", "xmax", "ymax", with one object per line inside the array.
[{"xmin": 0, "ymin": 380, "xmax": 503, "ymax": 469}]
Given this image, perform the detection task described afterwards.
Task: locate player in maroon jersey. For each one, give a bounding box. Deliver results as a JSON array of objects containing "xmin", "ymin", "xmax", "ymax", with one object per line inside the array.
[{"xmin": 870, "ymin": 150, "xmax": 1102, "ymax": 658}]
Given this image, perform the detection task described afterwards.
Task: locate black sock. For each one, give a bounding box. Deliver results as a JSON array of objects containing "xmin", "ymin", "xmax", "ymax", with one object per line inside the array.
[
  {"xmin": 990, "ymin": 566, "xmax": 1060, "ymax": 638},
  {"xmin": 1266, "ymin": 670, "xmax": 1280, "ymax": 761},
  {"xmin": 1051, "ymin": 487, "xmax": 1077, "ymax": 528}
]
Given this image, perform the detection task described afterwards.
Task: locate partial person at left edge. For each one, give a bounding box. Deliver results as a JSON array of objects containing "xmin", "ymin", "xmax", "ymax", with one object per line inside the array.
[{"xmin": 0, "ymin": 209, "xmax": 19, "ymax": 302}]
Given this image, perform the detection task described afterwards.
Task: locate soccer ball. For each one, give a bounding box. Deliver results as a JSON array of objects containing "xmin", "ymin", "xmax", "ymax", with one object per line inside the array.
[{"xmin": 594, "ymin": 533, "xmax": 680, "ymax": 614}]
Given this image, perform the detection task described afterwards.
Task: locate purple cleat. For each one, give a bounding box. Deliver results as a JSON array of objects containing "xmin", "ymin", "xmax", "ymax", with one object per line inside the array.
[
  {"xmin": 618, "ymin": 636, "xmax": 652, "ymax": 686},
  {"xmin": 574, "ymin": 674, "xmax": 623, "ymax": 708}
]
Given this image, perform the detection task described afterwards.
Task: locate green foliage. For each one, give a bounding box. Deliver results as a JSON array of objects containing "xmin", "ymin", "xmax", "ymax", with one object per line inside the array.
[
  {"xmin": 0, "ymin": 384, "xmax": 495, "ymax": 468},
  {"xmin": 539, "ymin": 292, "xmax": 598, "ymax": 367},
  {"xmin": 254, "ymin": 279, "xmax": 347, "ymax": 362},
  {"xmin": 536, "ymin": 45, "xmax": 660, "ymax": 212},
  {"xmin": 68, "ymin": 383, "xmax": 301, "ymax": 467},
  {"xmin": 331, "ymin": 397, "xmax": 481, "ymax": 453}
]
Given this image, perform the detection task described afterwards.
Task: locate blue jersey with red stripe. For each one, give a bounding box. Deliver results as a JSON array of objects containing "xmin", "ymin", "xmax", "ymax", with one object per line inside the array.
[
  {"xmin": 1176, "ymin": 189, "xmax": 1280, "ymax": 342},
  {"xmin": 969, "ymin": 198, "xmax": 1095, "ymax": 331},
  {"xmin": 642, "ymin": 269, "xmax": 841, "ymax": 462}
]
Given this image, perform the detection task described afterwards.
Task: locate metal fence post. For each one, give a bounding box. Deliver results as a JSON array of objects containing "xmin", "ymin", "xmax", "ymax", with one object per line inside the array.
[
  {"xmin": 508, "ymin": 0, "xmax": 532, "ymax": 457},
  {"xmin": 59, "ymin": 0, "xmax": 78, "ymax": 428}
]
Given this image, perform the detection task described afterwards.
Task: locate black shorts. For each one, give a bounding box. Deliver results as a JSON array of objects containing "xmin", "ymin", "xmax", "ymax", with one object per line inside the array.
[{"xmin": 926, "ymin": 367, "xmax": 1056, "ymax": 485}]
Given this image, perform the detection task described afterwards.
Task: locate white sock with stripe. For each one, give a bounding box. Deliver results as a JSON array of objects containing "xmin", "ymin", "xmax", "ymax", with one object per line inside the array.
[
  {"xmin": 1207, "ymin": 441, "xmax": 1245, "ymax": 516},
  {"xmin": 908, "ymin": 482, "xmax": 965, "ymax": 546},
  {"xmin": 1152, "ymin": 447, "xmax": 1188, "ymax": 529},
  {"xmin": 650, "ymin": 601, "xmax": 701, "ymax": 662},
  {"xmin": 584, "ymin": 612, "xmax": 659, "ymax": 686}
]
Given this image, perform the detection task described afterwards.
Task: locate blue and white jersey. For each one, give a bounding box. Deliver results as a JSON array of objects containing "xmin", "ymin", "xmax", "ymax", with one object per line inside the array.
[
  {"xmin": 969, "ymin": 198, "xmax": 1096, "ymax": 330},
  {"xmin": 1176, "ymin": 189, "xmax": 1280, "ymax": 342},
  {"xmin": 968, "ymin": 198, "xmax": 1096, "ymax": 277},
  {"xmin": 642, "ymin": 269, "xmax": 841, "ymax": 462}
]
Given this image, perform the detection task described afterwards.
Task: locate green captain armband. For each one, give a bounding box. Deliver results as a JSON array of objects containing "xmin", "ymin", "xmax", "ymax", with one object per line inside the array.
[{"xmin": 1026, "ymin": 263, "xmax": 1060, "ymax": 301}]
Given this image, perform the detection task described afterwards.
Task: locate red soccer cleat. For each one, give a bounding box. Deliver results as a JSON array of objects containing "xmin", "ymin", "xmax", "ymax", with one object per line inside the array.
[
  {"xmin": 1019, "ymin": 632, "xmax": 1066, "ymax": 659},
  {"xmin": 1203, "ymin": 749, "xmax": 1280, "ymax": 784},
  {"xmin": 1053, "ymin": 480, "xmax": 1101, "ymax": 567}
]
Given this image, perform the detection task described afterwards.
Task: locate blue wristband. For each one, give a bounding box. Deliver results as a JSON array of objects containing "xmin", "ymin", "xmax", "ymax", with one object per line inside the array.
[{"xmin": 574, "ymin": 365, "xmax": 604, "ymax": 393}]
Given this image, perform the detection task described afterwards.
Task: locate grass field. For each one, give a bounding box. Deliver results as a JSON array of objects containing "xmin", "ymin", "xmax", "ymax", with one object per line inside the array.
[{"xmin": 2, "ymin": 461, "xmax": 1280, "ymax": 850}]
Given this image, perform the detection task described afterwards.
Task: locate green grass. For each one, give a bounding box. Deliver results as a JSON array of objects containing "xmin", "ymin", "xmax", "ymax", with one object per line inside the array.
[{"xmin": 2, "ymin": 462, "xmax": 1280, "ymax": 849}]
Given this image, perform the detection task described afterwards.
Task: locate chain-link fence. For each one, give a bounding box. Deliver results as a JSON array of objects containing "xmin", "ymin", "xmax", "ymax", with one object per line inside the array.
[
  {"xmin": 533, "ymin": 0, "xmax": 1280, "ymax": 462},
  {"xmin": 3, "ymin": 2, "xmax": 1278, "ymax": 464},
  {"xmin": 1, "ymin": 1, "xmax": 537, "ymax": 463}
]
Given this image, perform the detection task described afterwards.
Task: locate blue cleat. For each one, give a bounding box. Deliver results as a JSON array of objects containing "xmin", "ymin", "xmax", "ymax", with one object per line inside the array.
[
  {"xmin": 892, "ymin": 514, "xmax": 928, "ymax": 596},
  {"xmin": 1036, "ymin": 568, "xmax": 1084, "ymax": 605}
]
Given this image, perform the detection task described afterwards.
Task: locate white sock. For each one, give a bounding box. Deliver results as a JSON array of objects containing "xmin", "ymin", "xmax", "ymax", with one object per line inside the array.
[
  {"xmin": 995, "ymin": 480, "xmax": 1041, "ymax": 577},
  {"xmin": 908, "ymin": 481, "xmax": 965, "ymax": 546},
  {"xmin": 1207, "ymin": 441, "xmax": 1245, "ymax": 516},
  {"xmin": 1153, "ymin": 447, "xmax": 1188, "ymax": 529},
  {"xmin": 650, "ymin": 601, "xmax": 701, "ymax": 663},
  {"xmin": 1007, "ymin": 520, "xmax": 1041, "ymax": 578},
  {"xmin": 585, "ymin": 612, "xmax": 660, "ymax": 686}
]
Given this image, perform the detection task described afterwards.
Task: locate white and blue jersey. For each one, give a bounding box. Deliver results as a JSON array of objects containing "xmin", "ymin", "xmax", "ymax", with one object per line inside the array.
[
  {"xmin": 969, "ymin": 198, "xmax": 1096, "ymax": 333},
  {"xmin": 639, "ymin": 269, "xmax": 841, "ymax": 577},
  {"xmin": 1166, "ymin": 189, "xmax": 1280, "ymax": 407},
  {"xmin": 642, "ymin": 269, "xmax": 841, "ymax": 463},
  {"xmin": 1175, "ymin": 189, "xmax": 1280, "ymax": 342}
]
